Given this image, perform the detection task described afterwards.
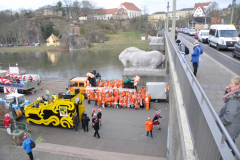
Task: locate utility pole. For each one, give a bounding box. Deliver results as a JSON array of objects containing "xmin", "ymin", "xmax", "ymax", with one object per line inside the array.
[
  {"xmin": 166, "ymin": 2, "xmax": 169, "ymax": 31},
  {"xmin": 172, "ymin": 0, "xmax": 176, "ymax": 41},
  {"xmin": 230, "ymin": 0, "xmax": 236, "ymax": 24}
]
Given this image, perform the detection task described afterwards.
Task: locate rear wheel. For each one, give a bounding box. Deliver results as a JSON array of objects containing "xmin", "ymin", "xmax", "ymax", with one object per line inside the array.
[
  {"xmin": 232, "ymin": 50, "xmax": 237, "ymax": 58},
  {"xmin": 209, "ymin": 41, "xmax": 211, "ymax": 47}
]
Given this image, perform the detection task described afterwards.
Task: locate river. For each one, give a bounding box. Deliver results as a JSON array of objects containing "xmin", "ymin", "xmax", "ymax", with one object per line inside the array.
[{"xmin": 0, "ymin": 49, "xmax": 164, "ymax": 80}]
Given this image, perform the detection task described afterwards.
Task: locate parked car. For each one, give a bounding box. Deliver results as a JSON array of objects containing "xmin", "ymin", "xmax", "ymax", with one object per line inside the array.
[
  {"xmin": 24, "ymin": 43, "xmax": 29, "ymax": 46},
  {"xmin": 195, "ymin": 31, "xmax": 199, "ymax": 39},
  {"xmin": 0, "ymin": 44, "xmax": 4, "ymax": 47},
  {"xmin": 17, "ymin": 44, "xmax": 22, "ymax": 46},
  {"xmin": 208, "ymin": 25, "xmax": 239, "ymax": 50},
  {"xmin": 233, "ymin": 40, "xmax": 240, "ymax": 58},
  {"xmin": 30, "ymin": 43, "xmax": 36, "ymax": 46},
  {"xmin": 188, "ymin": 29, "xmax": 197, "ymax": 36},
  {"xmin": 35, "ymin": 43, "xmax": 40, "ymax": 46},
  {"xmin": 6, "ymin": 44, "xmax": 14, "ymax": 47},
  {"xmin": 180, "ymin": 28, "xmax": 183, "ymax": 33},
  {"xmin": 183, "ymin": 28, "xmax": 188, "ymax": 34},
  {"xmin": 177, "ymin": 28, "xmax": 181, "ymax": 32},
  {"xmin": 198, "ymin": 30, "xmax": 209, "ymax": 43}
]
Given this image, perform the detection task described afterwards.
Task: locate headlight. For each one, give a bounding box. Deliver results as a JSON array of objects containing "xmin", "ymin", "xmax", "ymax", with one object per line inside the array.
[{"xmin": 221, "ymin": 39, "xmax": 224, "ymax": 45}]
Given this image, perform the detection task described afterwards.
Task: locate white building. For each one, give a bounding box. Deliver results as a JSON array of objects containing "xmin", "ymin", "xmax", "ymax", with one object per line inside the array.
[
  {"xmin": 193, "ymin": 2, "xmax": 211, "ymax": 17},
  {"xmin": 117, "ymin": 2, "xmax": 141, "ymax": 19}
]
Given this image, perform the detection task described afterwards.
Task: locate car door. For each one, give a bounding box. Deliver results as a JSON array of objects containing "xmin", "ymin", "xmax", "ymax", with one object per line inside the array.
[{"xmin": 236, "ymin": 41, "xmax": 240, "ymax": 56}]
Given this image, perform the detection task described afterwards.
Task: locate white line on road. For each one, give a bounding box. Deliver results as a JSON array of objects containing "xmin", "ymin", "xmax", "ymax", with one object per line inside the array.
[{"xmin": 179, "ymin": 34, "xmax": 240, "ymax": 64}]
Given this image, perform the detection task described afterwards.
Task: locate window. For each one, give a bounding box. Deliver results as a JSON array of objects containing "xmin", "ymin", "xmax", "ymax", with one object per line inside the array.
[
  {"xmin": 70, "ymin": 82, "xmax": 78, "ymax": 87},
  {"xmin": 219, "ymin": 30, "xmax": 238, "ymax": 37},
  {"xmin": 79, "ymin": 83, "xmax": 84, "ymax": 87},
  {"xmin": 209, "ymin": 29, "xmax": 216, "ymax": 36}
]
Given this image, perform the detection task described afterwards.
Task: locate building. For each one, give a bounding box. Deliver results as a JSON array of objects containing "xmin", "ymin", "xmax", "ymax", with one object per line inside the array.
[
  {"xmin": 178, "ymin": 8, "xmax": 195, "ymax": 19},
  {"xmin": 222, "ymin": 4, "xmax": 232, "ymax": 16},
  {"xmin": 189, "ymin": 17, "xmax": 211, "ymax": 30},
  {"xmin": 193, "ymin": 2, "xmax": 211, "ymax": 17},
  {"xmin": 46, "ymin": 34, "xmax": 60, "ymax": 46},
  {"xmin": 118, "ymin": 2, "xmax": 141, "ymax": 19},
  {"xmin": 35, "ymin": 5, "xmax": 62, "ymax": 17},
  {"xmin": 113, "ymin": 8, "xmax": 129, "ymax": 19}
]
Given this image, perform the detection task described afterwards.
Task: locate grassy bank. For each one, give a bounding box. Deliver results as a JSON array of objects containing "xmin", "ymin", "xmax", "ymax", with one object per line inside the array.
[
  {"xmin": 106, "ymin": 31, "xmax": 147, "ymax": 42},
  {"xmin": 0, "ymin": 46, "xmax": 65, "ymax": 52},
  {"xmin": 89, "ymin": 43, "xmax": 149, "ymax": 50}
]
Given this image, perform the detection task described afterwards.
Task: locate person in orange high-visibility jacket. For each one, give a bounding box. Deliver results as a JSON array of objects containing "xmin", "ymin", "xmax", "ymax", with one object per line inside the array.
[
  {"xmin": 134, "ymin": 99, "xmax": 139, "ymax": 109},
  {"xmin": 102, "ymin": 96, "xmax": 106, "ymax": 108},
  {"xmin": 127, "ymin": 94, "xmax": 131, "ymax": 109},
  {"xmin": 141, "ymin": 87, "xmax": 146, "ymax": 95},
  {"xmin": 114, "ymin": 96, "xmax": 118, "ymax": 108},
  {"xmin": 87, "ymin": 91, "xmax": 91, "ymax": 104},
  {"xmin": 86, "ymin": 80, "xmax": 91, "ymax": 87},
  {"xmin": 94, "ymin": 90, "xmax": 98, "ymax": 107},
  {"xmin": 147, "ymin": 93, "xmax": 151, "ymax": 108},
  {"xmin": 111, "ymin": 95, "xmax": 115, "ymax": 107},
  {"xmin": 138, "ymin": 95, "xmax": 143, "ymax": 109},
  {"xmin": 98, "ymin": 93, "xmax": 102, "ymax": 107},
  {"xmin": 107, "ymin": 96, "xmax": 112, "ymax": 107},
  {"xmin": 123, "ymin": 96, "xmax": 127, "ymax": 108},
  {"xmin": 145, "ymin": 96, "xmax": 150, "ymax": 110},
  {"xmin": 145, "ymin": 117, "xmax": 153, "ymax": 138},
  {"xmin": 119, "ymin": 96, "xmax": 124, "ymax": 109}
]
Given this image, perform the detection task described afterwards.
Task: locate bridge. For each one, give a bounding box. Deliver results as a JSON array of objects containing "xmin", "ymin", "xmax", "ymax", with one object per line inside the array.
[{"xmin": 164, "ymin": 30, "xmax": 240, "ymax": 160}]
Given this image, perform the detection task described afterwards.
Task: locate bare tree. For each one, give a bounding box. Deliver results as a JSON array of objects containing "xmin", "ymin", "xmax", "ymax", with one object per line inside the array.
[{"xmin": 63, "ymin": 0, "xmax": 72, "ymax": 17}]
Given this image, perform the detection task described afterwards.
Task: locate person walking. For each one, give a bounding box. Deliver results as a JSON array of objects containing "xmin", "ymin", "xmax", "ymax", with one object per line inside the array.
[
  {"xmin": 176, "ymin": 40, "xmax": 185, "ymax": 53},
  {"xmin": 191, "ymin": 41, "xmax": 203, "ymax": 76},
  {"xmin": 22, "ymin": 134, "xmax": 34, "ymax": 160},
  {"xmin": 45, "ymin": 88, "xmax": 50, "ymax": 100},
  {"xmin": 145, "ymin": 117, "xmax": 153, "ymax": 138},
  {"xmin": 93, "ymin": 119, "xmax": 100, "ymax": 138},
  {"xmin": 81, "ymin": 111, "xmax": 87, "ymax": 129},
  {"xmin": 152, "ymin": 110, "xmax": 163, "ymax": 130},
  {"xmin": 4, "ymin": 113, "xmax": 12, "ymax": 135},
  {"xmin": 219, "ymin": 76, "xmax": 240, "ymax": 156},
  {"xmin": 97, "ymin": 109, "xmax": 102, "ymax": 126},
  {"xmin": 73, "ymin": 113, "xmax": 79, "ymax": 133}
]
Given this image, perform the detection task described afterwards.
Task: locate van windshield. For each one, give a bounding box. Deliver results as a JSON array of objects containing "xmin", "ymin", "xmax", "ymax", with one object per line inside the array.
[
  {"xmin": 220, "ymin": 30, "xmax": 238, "ymax": 37},
  {"xmin": 202, "ymin": 32, "xmax": 209, "ymax": 36}
]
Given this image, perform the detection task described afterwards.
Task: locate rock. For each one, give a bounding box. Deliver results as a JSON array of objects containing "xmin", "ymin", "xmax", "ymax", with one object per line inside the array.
[{"xmin": 69, "ymin": 35, "xmax": 87, "ymax": 50}]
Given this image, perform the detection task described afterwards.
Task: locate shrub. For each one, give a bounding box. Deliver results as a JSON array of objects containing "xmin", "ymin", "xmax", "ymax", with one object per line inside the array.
[{"xmin": 80, "ymin": 26, "xmax": 85, "ymax": 35}]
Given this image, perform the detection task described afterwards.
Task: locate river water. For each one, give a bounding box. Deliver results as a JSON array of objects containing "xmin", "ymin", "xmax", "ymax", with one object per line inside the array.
[{"xmin": 0, "ymin": 49, "xmax": 164, "ymax": 80}]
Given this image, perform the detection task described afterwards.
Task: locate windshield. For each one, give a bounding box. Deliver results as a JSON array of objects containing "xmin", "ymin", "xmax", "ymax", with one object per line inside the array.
[
  {"xmin": 202, "ymin": 32, "xmax": 209, "ymax": 36},
  {"xmin": 18, "ymin": 96, "xmax": 25, "ymax": 104},
  {"xmin": 70, "ymin": 82, "xmax": 78, "ymax": 87},
  {"xmin": 220, "ymin": 30, "xmax": 238, "ymax": 37},
  {"xmin": 189, "ymin": 29, "xmax": 196, "ymax": 32}
]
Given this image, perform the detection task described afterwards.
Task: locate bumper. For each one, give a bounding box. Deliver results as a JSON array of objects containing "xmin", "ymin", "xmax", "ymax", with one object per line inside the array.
[
  {"xmin": 219, "ymin": 44, "xmax": 234, "ymax": 49},
  {"xmin": 202, "ymin": 38, "xmax": 208, "ymax": 43}
]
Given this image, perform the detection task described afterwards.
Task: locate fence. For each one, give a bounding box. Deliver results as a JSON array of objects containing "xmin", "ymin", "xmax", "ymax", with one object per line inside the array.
[
  {"xmin": 165, "ymin": 31, "xmax": 240, "ymax": 160},
  {"xmin": 0, "ymin": 119, "xmax": 29, "ymax": 136}
]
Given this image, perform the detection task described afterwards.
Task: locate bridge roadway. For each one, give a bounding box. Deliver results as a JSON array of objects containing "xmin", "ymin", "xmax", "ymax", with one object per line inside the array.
[
  {"xmin": 0, "ymin": 81, "xmax": 168, "ymax": 160},
  {"xmin": 178, "ymin": 33, "xmax": 240, "ymax": 151}
]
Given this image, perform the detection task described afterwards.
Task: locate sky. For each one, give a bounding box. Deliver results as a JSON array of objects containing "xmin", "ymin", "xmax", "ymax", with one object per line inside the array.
[{"xmin": 0, "ymin": 0, "xmax": 233, "ymax": 14}]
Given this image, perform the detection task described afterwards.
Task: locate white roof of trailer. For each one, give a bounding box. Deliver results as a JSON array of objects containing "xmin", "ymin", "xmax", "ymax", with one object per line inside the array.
[{"xmin": 6, "ymin": 93, "xmax": 25, "ymax": 98}]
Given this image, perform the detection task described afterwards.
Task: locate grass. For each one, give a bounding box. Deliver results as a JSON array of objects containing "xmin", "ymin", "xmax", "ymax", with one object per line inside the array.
[
  {"xmin": 106, "ymin": 31, "xmax": 148, "ymax": 42},
  {"xmin": 0, "ymin": 46, "xmax": 66, "ymax": 52},
  {"xmin": 90, "ymin": 43, "xmax": 149, "ymax": 50}
]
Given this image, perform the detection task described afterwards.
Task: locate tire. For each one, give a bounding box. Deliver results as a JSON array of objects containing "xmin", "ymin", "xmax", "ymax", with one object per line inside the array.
[
  {"xmin": 155, "ymin": 99, "xmax": 158, "ymax": 103},
  {"xmin": 216, "ymin": 44, "xmax": 220, "ymax": 51},
  {"xmin": 209, "ymin": 41, "xmax": 211, "ymax": 47},
  {"xmin": 232, "ymin": 50, "xmax": 237, "ymax": 58}
]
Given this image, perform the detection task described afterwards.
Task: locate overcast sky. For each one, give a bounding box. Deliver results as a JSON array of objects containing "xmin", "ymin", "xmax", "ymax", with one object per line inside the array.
[{"xmin": 0, "ymin": 0, "xmax": 233, "ymax": 14}]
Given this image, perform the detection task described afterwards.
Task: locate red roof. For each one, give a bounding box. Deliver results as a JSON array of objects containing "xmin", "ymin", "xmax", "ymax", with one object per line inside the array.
[
  {"xmin": 194, "ymin": 2, "xmax": 211, "ymax": 12},
  {"xmin": 103, "ymin": 8, "xmax": 117, "ymax": 14},
  {"xmin": 113, "ymin": 8, "xmax": 128, "ymax": 15},
  {"xmin": 79, "ymin": 13, "xmax": 86, "ymax": 16},
  {"xmin": 121, "ymin": 2, "xmax": 141, "ymax": 11},
  {"xmin": 46, "ymin": 34, "xmax": 60, "ymax": 41}
]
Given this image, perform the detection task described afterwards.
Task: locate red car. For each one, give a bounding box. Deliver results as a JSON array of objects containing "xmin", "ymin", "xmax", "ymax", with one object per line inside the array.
[
  {"xmin": 195, "ymin": 32, "xmax": 199, "ymax": 39},
  {"xmin": 24, "ymin": 43, "xmax": 29, "ymax": 46}
]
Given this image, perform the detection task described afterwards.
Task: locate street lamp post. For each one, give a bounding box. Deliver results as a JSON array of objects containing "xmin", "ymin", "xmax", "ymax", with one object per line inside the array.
[{"xmin": 172, "ymin": 0, "xmax": 176, "ymax": 41}]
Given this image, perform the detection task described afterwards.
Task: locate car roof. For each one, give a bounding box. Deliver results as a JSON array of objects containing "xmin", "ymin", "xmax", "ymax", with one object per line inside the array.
[
  {"xmin": 210, "ymin": 25, "xmax": 236, "ymax": 30},
  {"xmin": 70, "ymin": 77, "xmax": 88, "ymax": 82},
  {"xmin": 6, "ymin": 93, "xmax": 25, "ymax": 98}
]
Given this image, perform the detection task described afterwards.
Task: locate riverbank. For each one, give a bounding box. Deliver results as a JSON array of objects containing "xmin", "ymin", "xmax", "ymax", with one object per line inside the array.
[
  {"xmin": 0, "ymin": 43, "xmax": 149, "ymax": 52},
  {"xmin": 0, "ymin": 46, "xmax": 66, "ymax": 52}
]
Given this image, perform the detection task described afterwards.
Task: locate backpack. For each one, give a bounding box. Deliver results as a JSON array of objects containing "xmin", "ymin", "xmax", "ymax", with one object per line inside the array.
[
  {"xmin": 30, "ymin": 139, "xmax": 36, "ymax": 149},
  {"xmin": 185, "ymin": 45, "xmax": 189, "ymax": 55}
]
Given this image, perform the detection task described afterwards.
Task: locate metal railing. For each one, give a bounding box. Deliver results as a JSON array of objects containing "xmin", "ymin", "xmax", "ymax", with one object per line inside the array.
[
  {"xmin": 165, "ymin": 31, "xmax": 240, "ymax": 160},
  {"xmin": 0, "ymin": 119, "xmax": 29, "ymax": 136}
]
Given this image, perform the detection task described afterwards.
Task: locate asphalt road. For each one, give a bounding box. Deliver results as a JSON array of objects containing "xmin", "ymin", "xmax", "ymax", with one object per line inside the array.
[{"xmin": 178, "ymin": 33, "xmax": 240, "ymax": 75}]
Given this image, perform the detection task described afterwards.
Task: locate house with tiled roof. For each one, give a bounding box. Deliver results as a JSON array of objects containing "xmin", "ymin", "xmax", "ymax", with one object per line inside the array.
[
  {"xmin": 46, "ymin": 34, "xmax": 60, "ymax": 46},
  {"xmin": 117, "ymin": 2, "xmax": 141, "ymax": 19},
  {"xmin": 193, "ymin": 2, "xmax": 211, "ymax": 17}
]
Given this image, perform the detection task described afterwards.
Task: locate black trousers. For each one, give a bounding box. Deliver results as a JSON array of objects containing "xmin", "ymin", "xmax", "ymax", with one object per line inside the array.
[
  {"xmin": 27, "ymin": 151, "xmax": 33, "ymax": 160},
  {"xmin": 94, "ymin": 130, "xmax": 100, "ymax": 138},
  {"xmin": 192, "ymin": 62, "xmax": 198, "ymax": 76},
  {"xmin": 83, "ymin": 124, "xmax": 88, "ymax": 132}
]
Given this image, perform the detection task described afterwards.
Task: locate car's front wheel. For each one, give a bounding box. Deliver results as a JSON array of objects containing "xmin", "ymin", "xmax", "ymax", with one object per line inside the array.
[
  {"xmin": 216, "ymin": 44, "xmax": 220, "ymax": 51},
  {"xmin": 232, "ymin": 50, "xmax": 237, "ymax": 58}
]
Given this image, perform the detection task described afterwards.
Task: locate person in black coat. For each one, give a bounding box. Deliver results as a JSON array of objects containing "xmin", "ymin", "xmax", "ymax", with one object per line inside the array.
[
  {"xmin": 83, "ymin": 114, "xmax": 90, "ymax": 132},
  {"xmin": 97, "ymin": 109, "xmax": 102, "ymax": 126},
  {"xmin": 73, "ymin": 113, "xmax": 79, "ymax": 133},
  {"xmin": 81, "ymin": 112, "xmax": 87, "ymax": 129},
  {"xmin": 93, "ymin": 119, "xmax": 100, "ymax": 138}
]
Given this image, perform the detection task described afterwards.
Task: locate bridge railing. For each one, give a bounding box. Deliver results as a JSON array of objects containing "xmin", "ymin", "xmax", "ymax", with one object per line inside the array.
[{"xmin": 165, "ymin": 31, "xmax": 240, "ymax": 160}]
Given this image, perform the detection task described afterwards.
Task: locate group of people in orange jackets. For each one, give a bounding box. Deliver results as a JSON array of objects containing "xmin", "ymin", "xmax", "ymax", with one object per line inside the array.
[{"xmin": 86, "ymin": 87, "xmax": 151, "ymax": 110}]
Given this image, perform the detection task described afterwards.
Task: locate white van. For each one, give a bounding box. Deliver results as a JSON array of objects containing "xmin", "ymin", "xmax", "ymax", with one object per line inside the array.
[
  {"xmin": 208, "ymin": 25, "xmax": 239, "ymax": 50},
  {"xmin": 198, "ymin": 30, "xmax": 209, "ymax": 43}
]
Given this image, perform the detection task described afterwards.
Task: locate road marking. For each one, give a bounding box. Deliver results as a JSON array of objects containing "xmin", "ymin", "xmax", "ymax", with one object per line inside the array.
[
  {"xmin": 179, "ymin": 34, "xmax": 240, "ymax": 64},
  {"xmin": 35, "ymin": 136, "xmax": 45, "ymax": 142},
  {"xmin": 179, "ymin": 34, "xmax": 238, "ymax": 77}
]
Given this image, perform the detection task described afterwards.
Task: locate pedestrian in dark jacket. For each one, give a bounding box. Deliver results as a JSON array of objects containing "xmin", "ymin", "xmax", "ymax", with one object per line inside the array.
[
  {"xmin": 73, "ymin": 113, "xmax": 79, "ymax": 133},
  {"xmin": 97, "ymin": 109, "xmax": 102, "ymax": 126},
  {"xmin": 81, "ymin": 112, "xmax": 87, "ymax": 129},
  {"xmin": 219, "ymin": 76, "xmax": 240, "ymax": 156},
  {"xmin": 83, "ymin": 114, "xmax": 90, "ymax": 132},
  {"xmin": 22, "ymin": 134, "xmax": 34, "ymax": 160},
  {"xmin": 93, "ymin": 119, "xmax": 100, "ymax": 138},
  {"xmin": 191, "ymin": 41, "xmax": 203, "ymax": 76}
]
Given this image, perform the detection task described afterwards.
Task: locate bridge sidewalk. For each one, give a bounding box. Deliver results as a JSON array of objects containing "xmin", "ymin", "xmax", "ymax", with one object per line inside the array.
[{"xmin": 178, "ymin": 35, "xmax": 240, "ymax": 150}]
